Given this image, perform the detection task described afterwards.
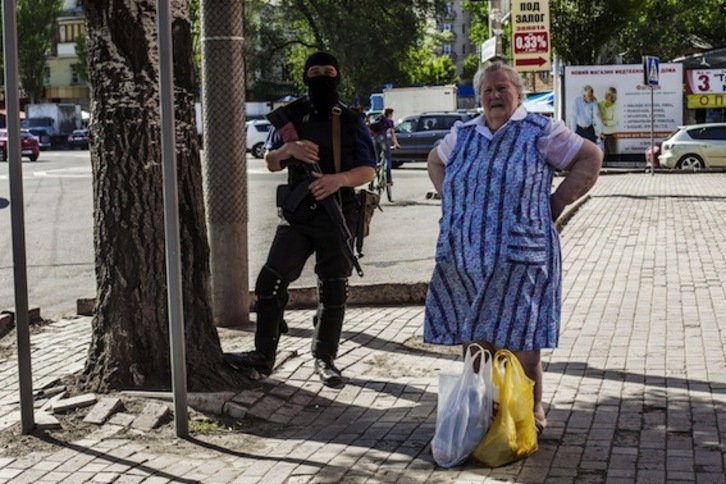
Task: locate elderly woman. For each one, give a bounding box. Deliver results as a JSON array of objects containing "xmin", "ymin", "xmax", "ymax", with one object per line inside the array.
[{"xmin": 424, "ymin": 61, "xmax": 602, "ymax": 434}]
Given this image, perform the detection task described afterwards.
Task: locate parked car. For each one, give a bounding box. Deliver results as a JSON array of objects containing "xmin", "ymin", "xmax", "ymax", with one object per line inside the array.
[
  {"xmin": 67, "ymin": 129, "xmax": 90, "ymax": 150},
  {"xmin": 0, "ymin": 129, "xmax": 40, "ymax": 162},
  {"xmin": 645, "ymin": 141, "xmax": 661, "ymax": 168},
  {"xmin": 246, "ymin": 120, "xmax": 272, "ymax": 159},
  {"xmin": 391, "ymin": 111, "xmax": 474, "ymax": 167},
  {"xmin": 657, "ymin": 123, "xmax": 726, "ymax": 170}
]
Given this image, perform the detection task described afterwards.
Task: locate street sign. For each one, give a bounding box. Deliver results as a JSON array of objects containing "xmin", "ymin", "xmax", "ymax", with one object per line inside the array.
[
  {"xmin": 511, "ymin": 0, "xmax": 551, "ymax": 73},
  {"xmin": 643, "ymin": 56, "xmax": 660, "ymax": 86},
  {"xmin": 481, "ymin": 37, "xmax": 496, "ymax": 63}
]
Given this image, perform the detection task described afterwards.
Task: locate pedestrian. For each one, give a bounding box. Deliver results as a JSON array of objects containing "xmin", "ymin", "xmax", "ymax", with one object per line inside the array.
[
  {"xmin": 373, "ymin": 108, "xmax": 400, "ymax": 186},
  {"xmin": 225, "ymin": 52, "xmax": 376, "ymax": 387},
  {"xmin": 424, "ymin": 61, "xmax": 602, "ymax": 434},
  {"xmin": 570, "ymin": 84, "xmax": 601, "ymax": 143},
  {"xmin": 598, "ymin": 86, "xmax": 618, "ymax": 154}
]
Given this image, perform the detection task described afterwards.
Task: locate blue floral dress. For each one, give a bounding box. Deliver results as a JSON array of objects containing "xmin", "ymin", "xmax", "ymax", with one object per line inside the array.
[{"xmin": 424, "ymin": 113, "xmax": 561, "ymax": 351}]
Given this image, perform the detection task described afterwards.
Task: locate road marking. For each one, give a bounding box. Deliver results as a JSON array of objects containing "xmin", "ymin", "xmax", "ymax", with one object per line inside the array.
[
  {"xmin": 34, "ymin": 167, "xmax": 92, "ymax": 178},
  {"xmin": 0, "ymin": 166, "xmax": 276, "ymax": 180}
]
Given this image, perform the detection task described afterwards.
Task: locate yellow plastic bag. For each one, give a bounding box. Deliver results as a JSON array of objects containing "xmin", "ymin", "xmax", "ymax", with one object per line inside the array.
[{"xmin": 471, "ymin": 349, "xmax": 538, "ymax": 467}]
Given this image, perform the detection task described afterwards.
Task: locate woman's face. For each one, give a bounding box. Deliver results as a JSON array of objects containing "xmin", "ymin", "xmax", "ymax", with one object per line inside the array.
[{"xmin": 480, "ymin": 71, "xmax": 521, "ymax": 132}]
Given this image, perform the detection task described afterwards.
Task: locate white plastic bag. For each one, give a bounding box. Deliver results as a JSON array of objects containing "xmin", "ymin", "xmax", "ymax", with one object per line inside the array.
[{"xmin": 431, "ymin": 344, "xmax": 494, "ymax": 468}]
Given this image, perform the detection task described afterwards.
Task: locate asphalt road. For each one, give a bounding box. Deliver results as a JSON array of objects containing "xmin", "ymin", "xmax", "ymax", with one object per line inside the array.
[{"xmin": 0, "ymin": 151, "xmax": 440, "ymax": 320}]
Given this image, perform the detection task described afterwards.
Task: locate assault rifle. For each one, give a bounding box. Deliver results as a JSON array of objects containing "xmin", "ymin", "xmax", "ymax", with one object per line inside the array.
[{"xmin": 266, "ymin": 102, "xmax": 365, "ymax": 277}]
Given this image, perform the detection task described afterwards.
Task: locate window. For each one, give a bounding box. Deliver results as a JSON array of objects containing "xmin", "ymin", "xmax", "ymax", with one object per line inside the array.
[
  {"xmin": 43, "ymin": 66, "xmax": 50, "ymax": 85},
  {"xmin": 419, "ymin": 117, "xmax": 439, "ymax": 131},
  {"xmin": 443, "ymin": 44, "xmax": 453, "ymax": 54},
  {"xmin": 59, "ymin": 22, "xmax": 86, "ymax": 43},
  {"xmin": 443, "ymin": 23, "xmax": 452, "ymax": 32},
  {"xmin": 396, "ymin": 118, "xmax": 417, "ymax": 134},
  {"xmin": 71, "ymin": 65, "xmax": 86, "ymax": 85},
  {"xmin": 701, "ymin": 127, "xmax": 726, "ymax": 140}
]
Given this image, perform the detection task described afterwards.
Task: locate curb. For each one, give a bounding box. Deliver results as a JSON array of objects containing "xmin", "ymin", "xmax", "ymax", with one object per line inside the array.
[
  {"xmin": 72, "ymin": 198, "xmax": 591, "ymax": 315},
  {"xmin": 77, "ymin": 282, "xmax": 430, "ymax": 316}
]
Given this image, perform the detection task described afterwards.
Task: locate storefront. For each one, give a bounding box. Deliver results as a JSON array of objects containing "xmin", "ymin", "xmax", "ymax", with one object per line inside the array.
[{"xmin": 674, "ymin": 47, "xmax": 726, "ymax": 125}]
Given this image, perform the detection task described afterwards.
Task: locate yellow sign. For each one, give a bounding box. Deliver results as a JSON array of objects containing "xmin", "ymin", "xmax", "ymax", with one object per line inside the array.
[
  {"xmin": 511, "ymin": 0, "xmax": 551, "ymax": 73},
  {"xmin": 687, "ymin": 93, "xmax": 726, "ymax": 109}
]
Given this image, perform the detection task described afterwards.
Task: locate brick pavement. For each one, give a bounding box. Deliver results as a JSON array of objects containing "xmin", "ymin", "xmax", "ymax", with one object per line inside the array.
[{"xmin": 1, "ymin": 173, "xmax": 726, "ymax": 483}]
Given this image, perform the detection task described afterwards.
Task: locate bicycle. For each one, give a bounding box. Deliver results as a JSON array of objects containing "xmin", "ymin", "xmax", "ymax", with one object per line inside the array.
[{"xmin": 369, "ymin": 141, "xmax": 393, "ymax": 202}]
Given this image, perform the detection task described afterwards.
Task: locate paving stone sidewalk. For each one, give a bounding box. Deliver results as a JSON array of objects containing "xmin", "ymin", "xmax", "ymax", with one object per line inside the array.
[{"xmin": 1, "ymin": 173, "xmax": 726, "ymax": 483}]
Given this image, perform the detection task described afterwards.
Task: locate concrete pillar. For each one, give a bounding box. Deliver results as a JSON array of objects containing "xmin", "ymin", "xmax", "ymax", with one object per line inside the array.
[{"xmin": 200, "ymin": 0, "xmax": 249, "ymax": 327}]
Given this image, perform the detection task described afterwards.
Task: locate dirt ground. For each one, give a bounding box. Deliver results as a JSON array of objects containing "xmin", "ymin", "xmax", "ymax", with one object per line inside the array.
[
  {"xmin": 0, "ymin": 322, "xmax": 272, "ymax": 460},
  {"xmin": 0, "ymin": 386, "xmax": 283, "ymax": 459}
]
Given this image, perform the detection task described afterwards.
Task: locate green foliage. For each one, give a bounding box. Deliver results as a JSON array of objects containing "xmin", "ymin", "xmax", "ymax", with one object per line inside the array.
[
  {"xmin": 73, "ymin": 34, "xmax": 87, "ymax": 81},
  {"xmin": 461, "ymin": 0, "xmax": 489, "ymax": 46},
  {"xmin": 550, "ymin": 0, "xmax": 640, "ymax": 65},
  {"xmin": 461, "ymin": 54, "xmax": 481, "ymax": 84},
  {"xmin": 404, "ymin": 47, "xmax": 458, "ymax": 85},
  {"xmin": 618, "ymin": 0, "xmax": 726, "ymax": 63},
  {"xmin": 241, "ymin": 0, "xmax": 445, "ymax": 104},
  {"xmin": 16, "ymin": 0, "xmax": 64, "ymax": 102}
]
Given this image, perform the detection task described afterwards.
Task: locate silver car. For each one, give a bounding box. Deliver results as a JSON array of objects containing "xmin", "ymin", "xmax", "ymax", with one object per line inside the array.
[{"xmin": 658, "ymin": 123, "xmax": 726, "ymax": 170}]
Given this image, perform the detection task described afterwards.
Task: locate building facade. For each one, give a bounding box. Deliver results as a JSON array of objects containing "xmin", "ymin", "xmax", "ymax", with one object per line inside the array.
[
  {"xmin": 43, "ymin": 1, "xmax": 89, "ymax": 108},
  {"xmin": 437, "ymin": 1, "xmax": 478, "ymax": 77}
]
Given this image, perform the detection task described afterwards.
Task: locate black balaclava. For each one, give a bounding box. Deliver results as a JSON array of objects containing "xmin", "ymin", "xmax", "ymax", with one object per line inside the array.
[{"xmin": 303, "ymin": 51, "xmax": 340, "ymax": 114}]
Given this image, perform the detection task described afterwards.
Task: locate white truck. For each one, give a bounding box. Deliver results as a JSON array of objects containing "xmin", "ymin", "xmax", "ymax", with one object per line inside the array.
[
  {"xmin": 382, "ymin": 85, "xmax": 458, "ymax": 121},
  {"xmin": 22, "ymin": 103, "xmax": 83, "ymax": 149}
]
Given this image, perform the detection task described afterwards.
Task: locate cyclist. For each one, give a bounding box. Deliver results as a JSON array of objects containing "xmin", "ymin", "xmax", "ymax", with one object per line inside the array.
[{"xmin": 372, "ymin": 108, "xmax": 400, "ymax": 186}]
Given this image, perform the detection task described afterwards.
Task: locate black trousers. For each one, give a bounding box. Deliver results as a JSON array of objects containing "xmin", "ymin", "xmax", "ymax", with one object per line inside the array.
[
  {"xmin": 259, "ymin": 205, "xmax": 356, "ymax": 361},
  {"xmin": 265, "ymin": 205, "xmax": 356, "ymax": 281},
  {"xmin": 575, "ymin": 124, "xmax": 597, "ymax": 143}
]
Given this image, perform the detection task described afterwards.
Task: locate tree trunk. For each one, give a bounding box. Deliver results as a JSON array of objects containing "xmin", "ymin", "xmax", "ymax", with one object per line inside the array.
[{"xmin": 79, "ymin": 0, "xmax": 248, "ymax": 392}]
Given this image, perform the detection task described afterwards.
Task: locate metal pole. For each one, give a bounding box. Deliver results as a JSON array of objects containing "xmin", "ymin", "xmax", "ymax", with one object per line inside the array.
[
  {"xmin": 2, "ymin": 0, "xmax": 35, "ymax": 434},
  {"xmin": 650, "ymin": 86, "xmax": 655, "ymax": 176},
  {"xmin": 489, "ymin": 0, "xmax": 503, "ymax": 60},
  {"xmin": 155, "ymin": 0, "xmax": 188, "ymax": 437}
]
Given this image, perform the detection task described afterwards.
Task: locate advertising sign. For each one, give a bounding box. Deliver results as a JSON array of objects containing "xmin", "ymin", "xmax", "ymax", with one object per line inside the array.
[
  {"xmin": 685, "ymin": 69, "xmax": 726, "ymax": 109},
  {"xmin": 564, "ymin": 64, "xmax": 683, "ymax": 155},
  {"xmin": 511, "ymin": 0, "xmax": 551, "ymax": 73}
]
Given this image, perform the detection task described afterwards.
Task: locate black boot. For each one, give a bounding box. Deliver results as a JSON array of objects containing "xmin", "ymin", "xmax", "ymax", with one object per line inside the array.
[
  {"xmin": 225, "ymin": 266, "xmax": 287, "ymax": 378},
  {"xmin": 311, "ymin": 278, "xmax": 347, "ymax": 387},
  {"xmin": 314, "ymin": 357, "xmax": 343, "ymax": 387}
]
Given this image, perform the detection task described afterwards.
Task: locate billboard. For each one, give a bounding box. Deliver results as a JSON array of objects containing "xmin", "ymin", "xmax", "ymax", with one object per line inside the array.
[
  {"xmin": 685, "ymin": 68, "xmax": 726, "ymax": 109},
  {"xmin": 564, "ymin": 64, "xmax": 683, "ymax": 155},
  {"xmin": 511, "ymin": 0, "xmax": 551, "ymax": 73}
]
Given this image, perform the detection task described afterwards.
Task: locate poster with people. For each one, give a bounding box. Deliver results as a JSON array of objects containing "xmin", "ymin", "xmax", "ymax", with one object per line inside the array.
[{"xmin": 564, "ymin": 64, "xmax": 683, "ymax": 155}]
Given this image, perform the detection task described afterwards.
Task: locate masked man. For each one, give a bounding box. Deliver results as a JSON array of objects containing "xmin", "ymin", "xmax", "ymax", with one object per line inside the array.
[{"xmin": 225, "ymin": 52, "xmax": 376, "ymax": 387}]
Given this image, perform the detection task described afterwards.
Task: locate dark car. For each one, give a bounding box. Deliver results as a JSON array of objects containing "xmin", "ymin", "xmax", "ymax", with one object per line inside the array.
[
  {"xmin": 0, "ymin": 129, "xmax": 40, "ymax": 162},
  {"xmin": 68, "ymin": 129, "xmax": 90, "ymax": 150},
  {"xmin": 391, "ymin": 111, "xmax": 474, "ymax": 167}
]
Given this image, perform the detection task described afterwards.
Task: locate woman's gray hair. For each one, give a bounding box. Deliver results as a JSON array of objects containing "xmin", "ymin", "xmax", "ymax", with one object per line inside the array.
[
  {"xmin": 606, "ymin": 86, "xmax": 617, "ymax": 102},
  {"xmin": 473, "ymin": 61, "xmax": 524, "ymax": 101}
]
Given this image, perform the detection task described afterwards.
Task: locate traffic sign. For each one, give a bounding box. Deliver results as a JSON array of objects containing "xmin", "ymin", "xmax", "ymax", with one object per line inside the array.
[
  {"xmin": 643, "ymin": 56, "xmax": 660, "ymax": 86},
  {"xmin": 511, "ymin": 0, "xmax": 551, "ymax": 73}
]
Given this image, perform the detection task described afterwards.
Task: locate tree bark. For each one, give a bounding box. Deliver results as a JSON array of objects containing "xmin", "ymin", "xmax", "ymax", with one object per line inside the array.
[{"xmin": 80, "ymin": 0, "xmax": 248, "ymax": 392}]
